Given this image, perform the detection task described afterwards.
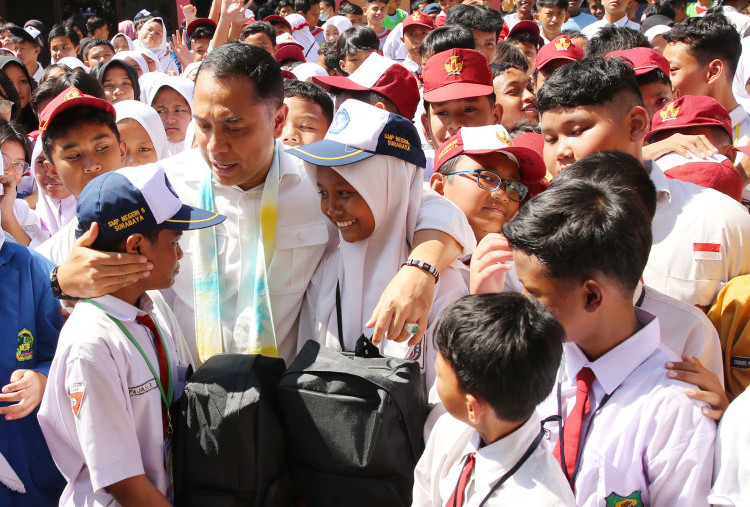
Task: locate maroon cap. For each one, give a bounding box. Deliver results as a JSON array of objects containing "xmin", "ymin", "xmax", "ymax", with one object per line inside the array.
[
  {"xmin": 646, "ymin": 95, "xmax": 732, "ymax": 142},
  {"xmin": 606, "ymin": 47, "xmax": 669, "ymax": 76},
  {"xmin": 535, "ymin": 35, "xmax": 584, "ymax": 71},
  {"xmin": 507, "ymin": 20, "xmax": 541, "ymax": 45},
  {"xmin": 402, "ymin": 11, "xmax": 435, "ymax": 30},
  {"xmin": 313, "ymin": 53, "xmax": 420, "ymax": 119},
  {"xmin": 665, "ymin": 159, "xmax": 742, "ymax": 201},
  {"xmin": 274, "ymin": 43, "xmax": 306, "ymax": 65},
  {"xmin": 263, "ymin": 15, "xmax": 293, "ymax": 32},
  {"xmin": 39, "ymin": 86, "xmax": 115, "ymax": 132},
  {"xmin": 423, "ymin": 48, "xmax": 494, "ymax": 103},
  {"xmin": 186, "ymin": 18, "xmax": 217, "ymax": 39}
]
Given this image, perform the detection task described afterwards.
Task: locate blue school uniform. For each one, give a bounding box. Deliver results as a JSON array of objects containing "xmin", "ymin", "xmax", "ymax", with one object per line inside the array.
[{"xmin": 0, "ymin": 242, "xmax": 65, "ymax": 505}]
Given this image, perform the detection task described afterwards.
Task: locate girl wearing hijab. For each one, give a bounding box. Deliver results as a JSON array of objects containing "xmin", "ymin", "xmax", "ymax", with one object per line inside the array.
[
  {"xmin": 322, "ymin": 16, "xmax": 353, "ymax": 42},
  {"xmin": 285, "ymin": 13, "xmax": 321, "ymax": 62},
  {"xmin": 111, "ymin": 32, "xmax": 135, "ymax": 53},
  {"xmin": 291, "ymin": 100, "xmax": 467, "ymax": 397},
  {"xmin": 114, "ymin": 100, "xmax": 170, "ymax": 165},
  {"xmin": 118, "ymin": 19, "xmax": 137, "ymax": 39},
  {"xmin": 147, "ymin": 75, "xmax": 193, "ymax": 155},
  {"xmin": 93, "ymin": 59, "xmax": 141, "ymax": 104},
  {"xmin": 135, "ymin": 17, "xmax": 179, "ymax": 74},
  {"xmin": 112, "ymin": 50, "xmax": 149, "ymax": 76},
  {"xmin": 30, "ymin": 140, "xmax": 75, "ymax": 236},
  {"xmin": 0, "ymin": 56, "xmax": 37, "ymax": 132}
]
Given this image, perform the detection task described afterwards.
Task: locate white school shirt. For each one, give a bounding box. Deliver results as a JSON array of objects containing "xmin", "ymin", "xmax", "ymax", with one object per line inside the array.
[
  {"xmin": 581, "ymin": 15, "xmax": 640, "ymax": 39},
  {"xmin": 722, "ymin": 6, "xmax": 750, "ymax": 38},
  {"xmin": 709, "ymin": 387, "xmax": 750, "ymax": 506},
  {"xmin": 643, "ymin": 158, "xmax": 750, "ymax": 308},
  {"xmin": 635, "ymin": 281, "xmax": 724, "ymax": 384},
  {"xmin": 413, "ymin": 412, "xmax": 576, "ymax": 507},
  {"xmin": 12, "ymin": 198, "xmax": 48, "ymax": 248},
  {"xmin": 161, "ymin": 146, "xmax": 476, "ymax": 365},
  {"xmin": 728, "ymin": 105, "xmax": 750, "ymax": 204},
  {"xmin": 37, "ymin": 293, "xmax": 184, "ymax": 506},
  {"xmin": 34, "ymin": 217, "xmax": 77, "ymax": 265},
  {"xmin": 536, "ymin": 309, "xmax": 716, "ymax": 507}
]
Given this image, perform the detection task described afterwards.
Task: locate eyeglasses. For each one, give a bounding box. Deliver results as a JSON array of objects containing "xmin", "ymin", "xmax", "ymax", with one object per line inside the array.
[
  {"xmin": 0, "ymin": 99, "xmax": 13, "ymax": 115},
  {"xmin": 2, "ymin": 154, "xmax": 29, "ymax": 176},
  {"xmin": 443, "ymin": 169, "xmax": 529, "ymax": 202}
]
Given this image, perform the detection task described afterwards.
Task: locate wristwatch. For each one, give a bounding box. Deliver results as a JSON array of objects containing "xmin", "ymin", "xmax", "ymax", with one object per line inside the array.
[
  {"xmin": 401, "ymin": 259, "xmax": 439, "ymax": 282},
  {"xmin": 50, "ymin": 266, "xmax": 79, "ymax": 300}
]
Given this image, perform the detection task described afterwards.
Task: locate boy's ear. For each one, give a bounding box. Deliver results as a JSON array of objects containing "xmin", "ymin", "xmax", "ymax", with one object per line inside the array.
[
  {"xmin": 581, "ymin": 278, "xmax": 604, "ymax": 313},
  {"xmin": 272, "ymin": 102, "xmax": 289, "ymax": 138},
  {"xmin": 706, "ymin": 58, "xmax": 724, "ymax": 85},
  {"xmin": 564, "ymin": 12, "xmax": 570, "ymax": 21},
  {"xmin": 492, "ymin": 102, "xmax": 503, "ymax": 126},
  {"xmin": 430, "ymin": 172, "xmax": 446, "ymax": 194},
  {"xmin": 421, "ymin": 112, "xmax": 436, "ymax": 149},
  {"xmin": 118, "ymin": 140, "xmax": 127, "ymax": 162},
  {"xmin": 533, "ymin": 12, "xmax": 540, "ymax": 22},
  {"xmin": 465, "ymin": 393, "xmax": 487, "ymax": 425},
  {"xmin": 125, "ymin": 233, "xmax": 145, "ymax": 254},
  {"xmin": 626, "ymin": 105, "xmax": 650, "ymax": 144}
]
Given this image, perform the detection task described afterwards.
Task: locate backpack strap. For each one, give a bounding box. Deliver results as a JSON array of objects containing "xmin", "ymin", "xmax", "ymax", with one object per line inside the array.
[{"xmin": 336, "ymin": 281, "xmax": 345, "ymax": 351}]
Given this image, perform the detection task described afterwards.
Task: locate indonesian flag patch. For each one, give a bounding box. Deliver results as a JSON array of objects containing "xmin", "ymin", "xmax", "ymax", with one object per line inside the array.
[
  {"xmin": 693, "ymin": 243, "xmax": 722, "ymax": 261},
  {"xmin": 67, "ymin": 382, "xmax": 86, "ymax": 417}
]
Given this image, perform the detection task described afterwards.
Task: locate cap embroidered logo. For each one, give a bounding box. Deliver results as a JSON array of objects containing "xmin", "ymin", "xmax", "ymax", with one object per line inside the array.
[
  {"xmin": 64, "ymin": 88, "xmax": 82, "ymax": 101},
  {"xmin": 413, "ymin": 11, "xmax": 422, "ymax": 19},
  {"xmin": 660, "ymin": 102, "xmax": 680, "ymax": 121},
  {"xmin": 554, "ymin": 37, "xmax": 571, "ymax": 51},
  {"xmin": 330, "ymin": 110, "xmax": 350, "ymax": 134},
  {"xmin": 496, "ymin": 130, "xmax": 513, "ymax": 145},
  {"xmin": 444, "ymin": 56, "xmax": 463, "ymax": 76}
]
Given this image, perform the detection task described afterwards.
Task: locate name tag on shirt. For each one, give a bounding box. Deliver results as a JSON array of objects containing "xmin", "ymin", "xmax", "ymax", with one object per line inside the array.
[
  {"xmin": 129, "ymin": 379, "xmax": 158, "ymax": 396},
  {"xmin": 731, "ymin": 356, "xmax": 750, "ymax": 369},
  {"xmin": 693, "ymin": 243, "xmax": 722, "ymax": 261}
]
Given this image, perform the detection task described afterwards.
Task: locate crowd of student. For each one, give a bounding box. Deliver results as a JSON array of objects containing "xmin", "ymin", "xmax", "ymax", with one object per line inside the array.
[{"xmin": 0, "ymin": 0, "xmax": 749, "ymax": 504}]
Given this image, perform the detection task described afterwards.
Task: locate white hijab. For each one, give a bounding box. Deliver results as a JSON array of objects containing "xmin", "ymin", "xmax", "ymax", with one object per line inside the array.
[
  {"xmin": 114, "ymin": 99, "xmax": 171, "ymax": 161},
  {"xmin": 306, "ymin": 154, "xmax": 423, "ymax": 356},
  {"xmin": 135, "ymin": 18, "xmax": 177, "ymax": 73},
  {"xmin": 322, "ymin": 16, "xmax": 352, "ymax": 41},
  {"xmin": 30, "ymin": 140, "xmax": 76, "ymax": 236},
  {"xmin": 286, "ymin": 13, "xmax": 320, "ymax": 62},
  {"xmin": 733, "ymin": 37, "xmax": 750, "ymax": 112},
  {"xmin": 111, "ymin": 32, "xmax": 135, "ymax": 52},
  {"xmin": 146, "ymin": 75, "xmax": 195, "ymax": 155},
  {"xmin": 56, "ymin": 57, "xmax": 88, "ymax": 72},
  {"xmin": 113, "ymin": 50, "xmax": 149, "ymax": 75},
  {"xmin": 138, "ymin": 47, "xmax": 163, "ymax": 72},
  {"xmin": 292, "ymin": 62, "xmax": 329, "ymax": 81}
]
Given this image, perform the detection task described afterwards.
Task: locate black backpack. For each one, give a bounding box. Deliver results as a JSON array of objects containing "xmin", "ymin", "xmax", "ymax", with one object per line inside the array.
[
  {"xmin": 276, "ymin": 337, "xmax": 427, "ymax": 507},
  {"xmin": 171, "ymin": 353, "xmax": 295, "ymax": 507}
]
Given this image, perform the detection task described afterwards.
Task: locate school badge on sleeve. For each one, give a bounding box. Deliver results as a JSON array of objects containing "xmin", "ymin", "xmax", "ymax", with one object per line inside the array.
[
  {"xmin": 15, "ymin": 329, "xmax": 34, "ymax": 361},
  {"xmin": 67, "ymin": 383, "xmax": 86, "ymax": 417},
  {"xmin": 606, "ymin": 491, "xmax": 643, "ymax": 507}
]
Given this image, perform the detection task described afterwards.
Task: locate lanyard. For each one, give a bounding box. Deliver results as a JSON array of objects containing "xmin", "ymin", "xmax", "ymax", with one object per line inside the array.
[
  {"xmin": 83, "ymin": 299, "xmax": 174, "ymax": 418},
  {"xmin": 734, "ymin": 123, "xmax": 741, "ymax": 147}
]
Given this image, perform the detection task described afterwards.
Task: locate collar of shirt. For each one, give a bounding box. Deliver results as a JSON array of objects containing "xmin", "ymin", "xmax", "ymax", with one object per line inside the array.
[
  {"xmin": 401, "ymin": 57, "xmax": 421, "ymax": 74},
  {"xmin": 728, "ymin": 104, "xmax": 749, "ymax": 128},
  {"xmin": 90, "ymin": 293, "xmax": 155, "ymax": 321},
  {"xmin": 612, "ymin": 15, "xmax": 630, "ymax": 27},
  {"xmin": 563, "ymin": 308, "xmax": 660, "ymax": 395},
  {"xmin": 644, "ymin": 158, "xmax": 673, "ymax": 204}
]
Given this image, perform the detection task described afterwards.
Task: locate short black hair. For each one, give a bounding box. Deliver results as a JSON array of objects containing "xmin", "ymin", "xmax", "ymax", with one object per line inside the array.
[
  {"xmin": 41, "ymin": 106, "xmax": 120, "ymax": 163},
  {"xmin": 585, "ymin": 25, "xmax": 650, "ymax": 57},
  {"xmin": 537, "ymin": 57, "xmax": 643, "ymax": 114},
  {"xmin": 335, "ymin": 88, "xmax": 398, "ymax": 114},
  {"xmin": 661, "ymin": 0, "xmax": 687, "ymax": 12},
  {"xmin": 663, "ymin": 13, "xmax": 741, "ymax": 75},
  {"xmin": 295, "ymin": 0, "xmax": 314, "ymax": 13},
  {"xmin": 434, "ymin": 292, "xmax": 564, "ymax": 422},
  {"xmin": 197, "ymin": 41, "xmax": 284, "ymax": 107},
  {"xmin": 86, "ymin": 16, "xmax": 108, "ymax": 35},
  {"xmin": 445, "ymin": 4, "xmax": 504, "ymax": 37},
  {"xmin": 240, "ymin": 21, "xmax": 277, "ymax": 47},
  {"xmin": 536, "ymin": 0, "xmax": 568, "ymax": 9},
  {"xmin": 493, "ymin": 42, "xmax": 529, "ymax": 72},
  {"xmin": 419, "ymin": 25, "xmax": 475, "ymax": 58},
  {"xmin": 318, "ymin": 40, "xmax": 343, "ymax": 73},
  {"xmin": 190, "ymin": 24, "xmax": 216, "ymax": 42},
  {"xmin": 490, "ymin": 60, "xmax": 526, "ymax": 78},
  {"xmin": 276, "ymin": 0, "xmax": 296, "ymax": 13},
  {"xmin": 505, "ymin": 29, "xmax": 541, "ymax": 48},
  {"xmin": 642, "ymin": 2, "xmax": 676, "ymax": 20},
  {"xmin": 365, "ymin": 0, "xmax": 388, "ymax": 5},
  {"xmin": 339, "ymin": 2, "xmax": 364, "ymax": 15},
  {"xmin": 48, "ymin": 23, "xmax": 80, "ymax": 47},
  {"xmin": 553, "ymin": 150, "xmax": 657, "ymax": 220},
  {"xmin": 91, "ymin": 226, "xmax": 163, "ymax": 253},
  {"xmin": 508, "ymin": 119, "xmax": 541, "ymax": 136},
  {"xmin": 635, "ymin": 67, "xmax": 671, "ymax": 87},
  {"xmin": 0, "ymin": 119, "xmax": 31, "ymax": 160},
  {"xmin": 0, "ymin": 70, "xmax": 21, "ymax": 121},
  {"xmin": 503, "ymin": 151, "xmax": 653, "ymax": 293},
  {"xmin": 337, "ymin": 25, "xmax": 379, "ymax": 56},
  {"xmin": 82, "ymin": 38, "xmax": 114, "ymax": 61},
  {"xmin": 321, "ymin": 0, "xmax": 336, "ymax": 9},
  {"xmin": 411, "ymin": 0, "xmax": 429, "ymax": 11},
  {"xmin": 284, "ymin": 79, "xmax": 335, "ymax": 124},
  {"xmin": 30, "ymin": 70, "xmax": 107, "ymax": 115},
  {"xmin": 560, "ymin": 29, "xmax": 585, "ymax": 39}
]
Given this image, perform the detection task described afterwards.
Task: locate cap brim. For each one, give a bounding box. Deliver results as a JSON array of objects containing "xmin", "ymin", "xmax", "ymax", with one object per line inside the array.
[
  {"xmin": 161, "ymin": 205, "xmax": 226, "ymax": 230},
  {"xmin": 312, "ymin": 75, "xmax": 370, "ymax": 92},
  {"xmin": 646, "ymin": 120, "xmax": 732, "ymax": 142},
  {"xmin": 286, "ymin": 140, "xmax": 375, "ymax": 166},
  {"xmin": 536, "ymin": 54, "xmax": 578, "ymax": 70},
  {"xmin": 465, "ymin": 146, "xmax": 546, "ymax": 183},
  {"xmin": 423, "ymin": 83, "xmax": 495, "ymax": 103}
]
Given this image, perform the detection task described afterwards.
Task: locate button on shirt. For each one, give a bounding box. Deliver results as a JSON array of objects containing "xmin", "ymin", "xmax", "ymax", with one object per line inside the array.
[
  {"xmin": 38, "ymin": 293, "xmax": 181, "ymax": 506},
  {"xmin": 644, "ymin": 159, "xmax": 750, "ymax": 308},
  {"xmin": 581, "ymin": 15, "xmax": 640, "ymax": 39},
  {"xmin": 413, "ymin": 412, "xmax": 576, "ymax": 507},
  {"xmin": 536, "ymin": 310, "xmax": 716, "ymax": 507}
]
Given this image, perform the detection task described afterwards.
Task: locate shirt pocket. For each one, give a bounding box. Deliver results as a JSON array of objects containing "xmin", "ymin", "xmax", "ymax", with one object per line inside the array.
[
  {"xmin": 596, "ymin": 457, "xmax": 648, "ymax": 507},
  {"xmin": 270, "ymin": 222, "xmax": 329, "ymax": 295}
]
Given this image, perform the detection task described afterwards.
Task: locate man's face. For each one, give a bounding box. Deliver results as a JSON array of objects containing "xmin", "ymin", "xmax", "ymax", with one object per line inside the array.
[
  {"xmin": 44, "ymin": 123, "xmax": 126, "ymax": 198},
  {"xmin": 540, "ymin": 103, "xmax": 633, "ymax": 177},
  {"xmin": 193, "ymin": 72, "xmax": 287, "ymax": 191},
  {"xmin": 603, "ymin": 0, "xmax": 628, "ymax": 19},
  {"xmin": 192, "ymin": 37, "xmax": 211, "ymax": 61},
  {"xmin": 473, "ymin": 30, "xmax": 497, "ymax": 63},
  {"xmin": 493, "ymin": 68, "xmax": 538, "ymax": 129},
  {"xmin": 281, "ymin": 96, "xmax": 330, "ymax": 146},
  {"xmin": 49, "ymin": 36, "xmax": 78, "ymax": 63},
  {"xmin": 588, "ymin": 0, "xmax": 605, "ymax": 18},
  {"xmin": 402, "ymin": 25, "xmax": 432, "ymax": 62},
  {"xmin": 511, "ymin": 41, "xmax": 537, "ymax": 73},
  {"xmin": 86, "ymin": 44, "xmax": 115, "ymax": 67},
  {"xmin": 279, "ymin": 5, "xmax": 296, "ymax": 16},
  {"xmin": 423, "ymin": 96, "xmax": 501, "ymax": 149},
  {"xmin": 514, "ymin": 0, "xmax": 535, "ymax": 16},
  {"xmin": 305, "ymin": 2, "xmax": 322, "ymax": 27},
  {"xmin": 13, "ymin": 41, "xmax": 39, "ymax": 68},
  {"xmin": 438, "ymin": 0, "xmax": 461, "ymax": 12},
  {"xmin": 663, "ymin": 41, "xmax": 711, "ymax": 98},
  {"xmin": 639, "ymin": 80, "xmax": 674, "ymax": 120},
  {"xmin": 345, "ymin": 13, "xmax": 368, "ymax": 26},
  {"xmin": 535, "ymin": 7, "xmax": 569, "ymax": 37},
  {"xmin": 432, "ymin": 153, "xmax": 523, "ymax": 242},
  {"xmin": 320, "ymin": 1, "xmax": 336, "ymax": 19},
  {"xmin": 244, "ymin": 33, "xmax": 275, "ymax": 53},
  {"xmin": 366, "ymin": 1, "xmax": 388, "ymax": 28}
]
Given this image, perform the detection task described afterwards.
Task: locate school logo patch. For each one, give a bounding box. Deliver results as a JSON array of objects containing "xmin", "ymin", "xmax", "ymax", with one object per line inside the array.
[
  {"xmin": 444, "ymin": 55, "xmax": 463, "ymax": 75},
  {"xmin": 329, "ymin": 109, "xmax": 350, "ymax": 134},
  {"xmin": 496, "ymin": 129, "xmax": 513, "ymax": 146},
  {"xmin": 412, "ymin": 11, "xmax": 422, "ymax": 19},
  {"xmin": 554, "ymin": 37, "xmax": 571, "ymax": 51},
  {"xmin": 64, "ymin": 87, "xmax": 82, "ymax": 100},
  {"xmin": 67, "ymin": 382, "xmax": 86, "ymax": 417},
  {"xmin": 660, "ymin": 101, "xmax": 680, "ymax": 121},
  {"xmin": 605, "ymin": 491, "xmax": 643, "ymax": 507},
  {"xmin": 16, "ymin": 329, "xmax": 34, "ymax": 362}
]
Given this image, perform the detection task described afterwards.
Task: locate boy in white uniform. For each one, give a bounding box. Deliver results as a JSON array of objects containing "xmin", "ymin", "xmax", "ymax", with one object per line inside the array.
[
  {"xmin": 502, "ymin": 152, "xmax": 716, "ymax": 506},
  {"xmin": 38, "ymin": 164, "xmax": 225, "ymax": 505},
  {"xmin": 413, "ymin": 292, "xmax": 575, "ymax": 506}
]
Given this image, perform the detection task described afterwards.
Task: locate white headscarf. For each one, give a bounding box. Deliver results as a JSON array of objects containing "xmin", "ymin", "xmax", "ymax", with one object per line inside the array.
[
  {"xmin": 30, "ymin": 140, "xmax": 76, "ymax": 236},
  {"xmin": 292, "ymin": 62, "xmax": 329, "ymax": 81},
  {"xmin": 182, "ymin": 60, "xmax": 202, "ymax": 80},
  {"xmin": 305, "ymin": 154, "xmax": 423, "ymax": 357},
  {"xmin": 733, "ymin": 37, "xmax": 750, "ymax": 112},
  {"xmin": 183, "ymin": 119, "xmax": 196, "ymax": 151},
  {"xmin": 146, "ymin": 75, "xmax": 195, "ymax": 155},
  {"xmin": 113, "ymin": 50, "xmax": 149, "ymax": 75},
  {"xmin": 322, "ymin": 16, "xmax": 352, "ymax": 41},
  {"xmin": 138, "ymin": 47, "xmax": 163, "ymax": 72},
  {"xmin": 56, "ymin": 57, "xmax": 88, "ymax": 72},
  {"xmin": 135, "ymin": 17, "xmax": 178, "ymax": 73},
  {"xmin": 114, "ymin": 99, "xmax": 171, "ymax": 161},
  {"xmin": 286, "ymin": 13, "xmax": 320, "ymax": 62},
  {"xmin": 111, "ymin": 32, "xmax": 135, "ymax": 52}
]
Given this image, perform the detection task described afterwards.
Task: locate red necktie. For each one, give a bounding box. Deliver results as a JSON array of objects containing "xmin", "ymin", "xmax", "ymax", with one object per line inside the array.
[
  {"xmin": 445, "ymin": 452, "xmax": 476, "ymax": 507},
  {"xmin": 136, "ymin": 314, "xmax": 170, "ymax": 437},
  {"xmin": 554, "ymin": 367, "xmax": 596, "ymax": 483}
]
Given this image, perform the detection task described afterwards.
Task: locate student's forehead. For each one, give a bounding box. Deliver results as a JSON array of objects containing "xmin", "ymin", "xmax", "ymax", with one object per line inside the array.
[
  {"xmin": 458, "ymin": 153, "xmax": 521, "ymax": 174},
  {"xmin": 285, "ymin": 95, "xmax": 326, "ymax": 115},
  {"xmin": 494, "ymin": 68, "xmax": 527, "ymax": 85},
  {"xmin": 540, "ymin": 104, "xmax": 609, "ymax": 126},
  {"xmin": 56, "ymin": 123, "xmax": 118, "ymax": 145},
  {"xmin": 51, "ymin": 36, "xmax": 73, "ymax": 45}
]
